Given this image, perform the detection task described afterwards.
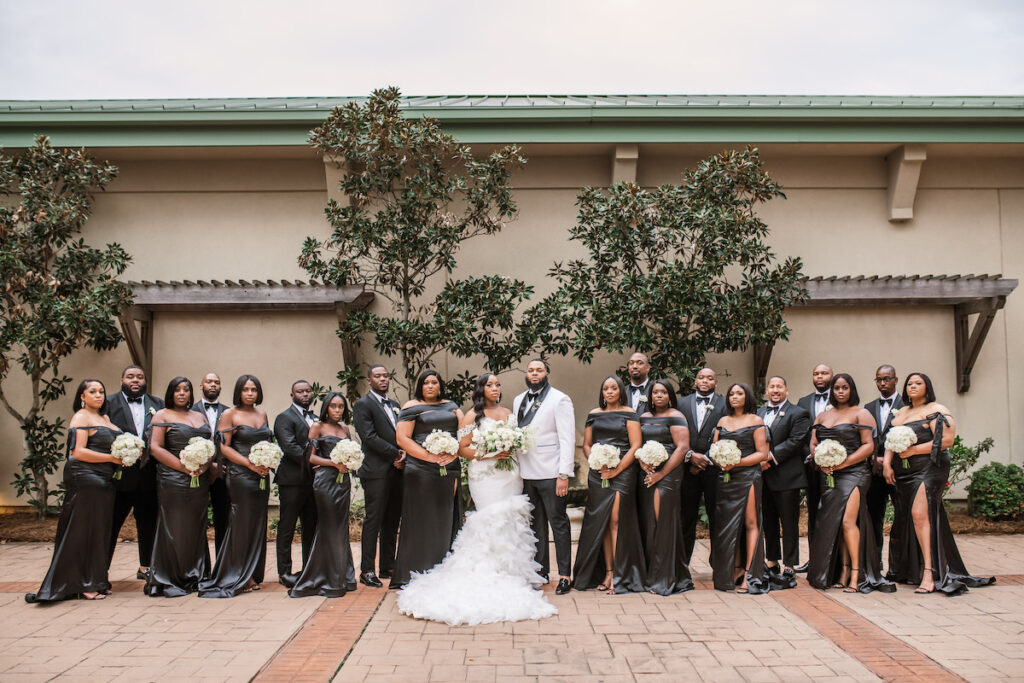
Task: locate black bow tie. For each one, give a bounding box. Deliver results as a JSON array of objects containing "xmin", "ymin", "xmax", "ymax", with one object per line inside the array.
[
  {"xmin": 815, "ymin": 392, "xmax": 828, "ymax": 400},
  {"xmin": 767, "ymin": 405, "xmax": 780, "ymax": 413},
  {"xmin": 631, "ymin": 384, "xmax": 645, "ymax": 392},
  {"xmin": 204, "ymin": 402, "xmax": 217, "ymax": 410},
  {"xmin": 127, "ymin": 397, "xmax": 142, "ymax": 404},
  {"xmin": 697, "ymin": 396, "xmax": 710, "ymax": 404},
  {"xmin": 880, "ymin": 397, "xmax": 892, "ymax": 405},
  {"xmin": 528, "ymin": 392, "xmax": 540, "ymax": 399},
  {"xmin": 303, "ymin": 410, "xmax": 316, "ymax": 419}
]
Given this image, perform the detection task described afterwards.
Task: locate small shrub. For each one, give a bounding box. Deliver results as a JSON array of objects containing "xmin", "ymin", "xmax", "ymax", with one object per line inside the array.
[
  {"xmin": 946, "ymin": 436, "xmax": 995, "ymax": 497},
  {"xmin": 967, "ymin": 462, "xmax": 1024, "ymax": 520}
]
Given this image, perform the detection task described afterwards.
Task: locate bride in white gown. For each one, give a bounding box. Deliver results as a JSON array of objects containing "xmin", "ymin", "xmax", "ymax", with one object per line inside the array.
[{"xmin": 397, "ymin": 373, "xmax": 557, "ymax": 626}]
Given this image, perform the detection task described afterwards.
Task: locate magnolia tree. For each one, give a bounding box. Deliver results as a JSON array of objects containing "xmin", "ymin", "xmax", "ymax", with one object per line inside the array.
[
  {"xmin": 531, "ymin": 148, "xmax": 806, "ymax": 388},
  {"xmin": 0, "ymin": 137, "xmax": 132, "ymax": 517},
  {"xmin": 300, "ymin": 87, "xmax": 535, "ymax": 401}
]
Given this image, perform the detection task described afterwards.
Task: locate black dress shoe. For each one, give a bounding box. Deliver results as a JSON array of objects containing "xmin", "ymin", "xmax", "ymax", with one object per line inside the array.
[
  {"xmin": 538, "ymin": 573, "xmax": 549, "ymax": 585},
  {"xmin": 24, "ymin": 593, "xmax": 38, "ymax": 604},
  {"xmin": 360, "ymin": 571, "xmax": 384, "ymax": 588},
  {"xmin": 794, "ymin": 562, "xmax": 810, "ymax": 573},
  {"xmin": 555, "ymin": 579, "xmax": 571, "ymax": 595},
  {"xmin": 278, "ymin": 573, "xmax": 299, "ymax": 588}
]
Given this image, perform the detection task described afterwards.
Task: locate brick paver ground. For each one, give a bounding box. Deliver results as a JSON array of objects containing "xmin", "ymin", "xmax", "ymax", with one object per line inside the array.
[{"xmin": 2, "ymin": 535, "xmax": 1023, "ymax": 682}]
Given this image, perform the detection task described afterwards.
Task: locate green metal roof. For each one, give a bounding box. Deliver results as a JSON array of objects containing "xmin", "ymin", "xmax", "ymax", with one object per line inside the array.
[{"xmin": 1, "ymin": 95, "xmax": 1022, "ymax": 147}]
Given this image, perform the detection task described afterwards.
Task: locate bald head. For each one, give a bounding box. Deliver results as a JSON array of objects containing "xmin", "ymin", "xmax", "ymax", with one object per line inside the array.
[
  {"xmin": 201, "ymin": 373, "xmax": 222, "ymax": 401},
  {"xmin": 812, "ymin": 364, "xmax": 833, "ymax": 392},
  {"xmin": 627, "ymin": 352, "xmax": 651, "ymax": 383}
]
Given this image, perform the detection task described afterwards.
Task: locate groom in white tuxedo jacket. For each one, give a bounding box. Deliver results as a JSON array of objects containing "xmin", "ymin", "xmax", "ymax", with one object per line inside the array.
[{"xmin": 513, "ymin": 359, "xmax": 575, "ymax": 595}]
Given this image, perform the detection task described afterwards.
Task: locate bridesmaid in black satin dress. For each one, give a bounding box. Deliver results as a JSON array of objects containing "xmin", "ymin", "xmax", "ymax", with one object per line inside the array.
[
  {"xmin": 572, "ymin": 376, "xmax": 645, "ymax": 594},
  {"xmin": 637, "ymin": 379, "xmax": 693, "ymax": 595},
  {"xmin": 390, "ymin": 370, "xmax": 464, "ymax": 589},
  {"xmin": 199, "ymin": 375, "xmax": 272, "ymax": 598},
  {"xmin": 145, "ymin": 377, "xmax": 214, "ymax": 597},
  {"xmin": 290, "ymin": 392, "xmax": 358, "ymax": 598},
  {"xmin": 710, "ymin": 383, "xmax": 770, "ymax": 593},
  {"xmin": 883, "ymin": 372, "xmax": 994, "ymax": 596},
  {"xmin": 807, "ymin": 374, "xmax": 895, "ymax": 594},
  {"xmin": 27, "ymin": 380, "xmax": 119, "ymax": 603}
]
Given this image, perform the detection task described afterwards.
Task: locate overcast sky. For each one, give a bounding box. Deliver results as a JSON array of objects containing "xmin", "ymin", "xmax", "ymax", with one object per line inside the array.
[{"xmin": 2, "ymin": 0, "xmax": 1021, "ymax": 100}]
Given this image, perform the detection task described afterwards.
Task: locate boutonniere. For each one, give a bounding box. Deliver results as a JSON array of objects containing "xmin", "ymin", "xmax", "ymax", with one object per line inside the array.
[
  {"xmin": 703, "ymin": 403, "xmax": 714, "ymax": 412},
  {"xmin": 824, "ymin": 405, "xmax": 833, "ymax": 412},
  {"xmin": 391, "ymin": 406, "xmax": 399, "ymax": 417},
  {"xmin": 778, "ymin": 411, "xmax": 786, "ymax": 418},
  {"xmin": 637, "ymin": 395, "xmax": 647, "ymax": 404},
  {"xmin": 148, "ymin": 407, "xmax": 156, "ymax": 416},
  {"xmin": 890, "ymin": 407, "xmax": 900, "ymax": 417}
]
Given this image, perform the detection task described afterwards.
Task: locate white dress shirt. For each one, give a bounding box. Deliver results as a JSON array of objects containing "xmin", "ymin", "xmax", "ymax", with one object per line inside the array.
[
  {"xmin": 371, "ymin": 390, "xmax": 396, "ymax": 427},
  {"xmin": 123, "ymin": 392, "xmax": 145, "ymax": 435},
  {"xmin": 293, "ymin": 402, "xmax": 315, "ymax": 427}
]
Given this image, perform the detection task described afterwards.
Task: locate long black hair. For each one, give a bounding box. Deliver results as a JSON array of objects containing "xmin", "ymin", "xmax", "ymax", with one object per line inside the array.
[
  {"xmin": 724, "ymin": 382, "xmax": 757, "ymax": 415},
  {"xmin": 598, "ymin": 375, "xmax": 628, "ymax": 409},
  {"xmin": 901, "ymin": 372, "xmax": 937, "ymax": 405},
  {"xmin": 164, "ymin": 376, "xmax": 194, "ymax": 409},
  {"xmin": 646, "ymin": 378, "xmax": 678, "ymax": 413},
  {"xmin": 414, "ymin": 369, "xmax": 446, "ymax": 401},
  {"xmin": 72, "ymin": 378, "xmax": 107, "ymax": 414},
  {"xmin": 472, "ymin": 373, "xmax": 502, "ymax": 426},
  {"xmin": 318, "ymin": 391, "xmax": 351, "ymax": 424},
  {"xmin": 829, "ymin": 373, "xmax": 860, "ymax": 407}
]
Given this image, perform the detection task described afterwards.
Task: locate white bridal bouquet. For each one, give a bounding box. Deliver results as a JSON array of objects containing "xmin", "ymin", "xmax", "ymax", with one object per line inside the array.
[
  {"xmin": 180, "ymin": 436, "xmax": 216, "ymax": 488},
  {"xmin": 588, "ymin": 443, "xmax": 621, "ymax": 488},
  {"xmin": 110, "ymin": 433, "xmax": 144, "ymax": 480},
  {"xmin": 814, "ymin": 439, "xmax": 848, "ymax": 488},
  {"xmin": 471, "ymin": 420, "xmax": 534, "ymax": 472},
  {"xmin": 709, "ymin": 439, "xmax": 742, "ymax": 482},
  {"xmin": 328, "ymin": 439, "xmax": 365, "ymax": 483},
  {"xmin": 423, "ymin": 429, "xmax": 460, "ymax": 476},
  {"xmin": 884, "ymin": 425, "xmax": 918, "ymax": 469},
  {"xmin": 635, "ymin": 440, "xmax": 669, "ymax": 469},
  {"xmin": 249, "ymin": 440, "xmax": 283, "ymax": 490}
]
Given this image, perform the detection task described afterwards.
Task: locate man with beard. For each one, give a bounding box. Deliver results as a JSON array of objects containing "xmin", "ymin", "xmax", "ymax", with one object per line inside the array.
[
  {"xmin": 625, "ymin": 352, "xmax": 652, "ymax": 411},
  {"xmin": 106, "ymin": 365, "xmax": 164, "ymax": 578},
  {"xmin": 795, "ymin": 363, "xmax": 833, "ymax": 572},
  {"xmin": 272, "ymin": 380, "xmax": 318, "ymax": 588},
  {"xmin": 758, "ymin": 376, "xmax": 810, "ymax": 585},
  {"xmin": 677, "ymin": 367, "xmax": 727, "ymax": 564},
  {"xmin": 352, "ymin": 365, "xmax": 405, "ymax": 588},
  {"xmin": 513, "ymin": 359, "xmax": 575, "ymax": 595},
  {"xmin": 191, "ymin": 372, "xmax": 230, "ymax": 554},
  {"xmin": 864, "ymin": 364, "xmax": 903, "ymax": 567}
]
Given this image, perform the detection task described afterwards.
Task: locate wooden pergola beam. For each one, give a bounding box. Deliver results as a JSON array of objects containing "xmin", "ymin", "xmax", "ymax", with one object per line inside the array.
[
  {"xmin": 118, "ymin": 305, "xmax": 153, "ymax": 380},
  {"xmin": 129, "ymin": 280, "xmax": 367, "ymax": 311}
]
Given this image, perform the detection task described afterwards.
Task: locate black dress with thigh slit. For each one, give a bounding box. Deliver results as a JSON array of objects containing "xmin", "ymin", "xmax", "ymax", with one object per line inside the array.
[
  {"xmin": 807, "ymin": 423, "xmax": 895, "ymax": 593},
  {"xmin": 572, "ymin": 411, "xmax": 646, "ymax": 593},
  {"xmin": 638, "ymin": 415, "xmax": 692, "ymax": 595}
]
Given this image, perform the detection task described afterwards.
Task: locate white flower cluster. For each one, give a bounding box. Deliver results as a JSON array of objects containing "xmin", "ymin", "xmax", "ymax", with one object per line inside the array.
[
  {"xmin": 111, "ymin": 433, "xmax": 144, "ymax": 467},
  {"xmin": 884, "ymin": 425, "xmax": 917, "ymax": 454},
  {"xmin": 588, "ymin": 443, "xmax": 621, "ymax": 471},
  {"xmin": 180, "ymin": 437, "xmax": 215, "ymax": 473},
  {"xmin": 423, "ymin": 430, "xmax": 459, "ymax": 457},
  {"xmin": 813, "ymin": 439, "xmax": 848, "ymax": 469},
  {"xmin": 249, "ymin": 440, "xmax": 283, "ymax": 469},
  {"xmin": 708, "ymin": 439, "xmax": 741, "ymax": 469},
  {"xmin": 329, "ymin": 438, "xmax": 364, "ymax": 481},
  {"xmin": 635, "ymin": 440, "xmax": 669, "ymax": 468},
  {"xmin": 472, "ymin": 421, "xmax": 534, "ymax": 458}
]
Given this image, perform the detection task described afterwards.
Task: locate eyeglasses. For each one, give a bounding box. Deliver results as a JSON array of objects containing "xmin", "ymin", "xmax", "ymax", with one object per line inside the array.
[{"xmin": 874, "ymin": 377, "xmax": 894, "ymax": 382}]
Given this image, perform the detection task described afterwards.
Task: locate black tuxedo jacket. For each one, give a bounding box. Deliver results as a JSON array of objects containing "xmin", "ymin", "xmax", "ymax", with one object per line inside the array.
[
  {"xmin": 106, "ymin": 391, "xmax": 164, "ymax": 463},
  {"xmin": 677, "ymin": 392, "xmax": 727, "ymax": 455},
  {"xmin": 865, "ymin": 394, "xmax": 905, "ymax": 459},
  {"xmin": 191, "ymin": 399, "xmax": 229, "ymax": 432},
  {"xmin": 273, "ymin": 406, "xmax": 314, "ymax": 487},
  {"xmin": 352, "ymin": 393, "xmax": 402, "ymax": 480},
  {"xmin": 797, "ymin": 391, "xmax": 829, "ymax": 451},
  {"xmin": 758, "ymin": 401, "xmax": 810, "ymax": 491}
]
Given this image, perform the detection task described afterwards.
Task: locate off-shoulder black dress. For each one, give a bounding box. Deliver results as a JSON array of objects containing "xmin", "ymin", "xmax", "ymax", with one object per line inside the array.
[
  {"xmin": 638, "ymin": 415, "xmax": 693, "ymax": 595},
  {"xmin": 28, "ymin": 426, "xmax": 119, "ymax": 602},
  {"xmin": 290, "ymin": 435, "xmax": 357, "ymax": 598},
  {"xmin": 390, "ymin": 401, "xmax": 462, "ymax": 589},
  {"xmin": 710, "ymin": 425, "xmax": 769, "ymax": 593},
  {"xmin": 807, "ymin": 423, "xmax": 895, "ymax": 593},
  {"xmin": 145, "ymin": 423, "xmax": 213, "ymax": 597},
  {"xmin": 572, "ymin": 411, "xmax": 646, "ymax": 593},
  {"xmin": 888, "ymin": 415, "xmax": 994, "ymax": 596},
  {"xmin": 199, "ymin": 424, "xmax": 272, "ymax": 598}
]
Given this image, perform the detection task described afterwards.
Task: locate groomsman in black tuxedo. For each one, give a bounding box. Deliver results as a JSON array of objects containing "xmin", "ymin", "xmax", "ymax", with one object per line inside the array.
[
  {"xmin": 352, "ymin": 365, "xmax": 405, "ymax": 588},
  {"xmin": 106, "ymin": 364, "xmax": 164, "ymax": 578},
  {"xmin": 864, "ymin": 364, "xmax": 903, "ymax": 566},
  {"xmin": 625, "ymin": 352, "xmax": 652, "ymax": 412},
  {"xmin": 678, "ymin": 367, "xmax": 728, "ymax": 564},
  {"xmin": 192, "ymin": 372, "xmax": 230, "ymax": 554},
  {"xmin": 796, "ymin": 363, "xmax": 833, "ymax": 572},
  {"xmin": 758, "ymin": 376, "xmax": 810, "ymax": 585},
  {"xmin": 272, "ymin": 380, "xmax": 318, "ymax": 588}
]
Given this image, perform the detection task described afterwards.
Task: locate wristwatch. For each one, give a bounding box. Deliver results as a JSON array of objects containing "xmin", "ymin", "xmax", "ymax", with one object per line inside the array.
[
  {"xmin": 684, "ymin": 450, "xmax": 694, "ymax": 463},
  {"xmin": 558, "ymin": 474, "xmax": 569, "ymax": 480}
]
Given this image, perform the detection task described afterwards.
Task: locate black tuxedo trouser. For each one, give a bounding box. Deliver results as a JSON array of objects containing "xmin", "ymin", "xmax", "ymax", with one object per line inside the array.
[
  {"xmin": 763, "ymin": 486, "xmax": 801, "ymax": 567},
  {"xmin": 524, "ymin": 478, "xmax": 571, "ymax": 578},
  {"xmin": 804, "ymin": 461, "xmax": 821, "ymax": 543},
  {"xmin": 866, "ymin": 471, "xmax": 896, "ymax": 566},
  {"xmin": 680, "ymin": 466, "xmax": 717, "ymax": 564},
  {"xmin": 360, "ymin": 469, "xmax": 403, "ymax": 574},
  {"xmin": 276, "ymin": 484, "xmax": 317, "ymax": 575},
  {"xmin": 109, "ymin": 487, "xmax": 158, "ymax": 567},
  {"xmin": 209, "ymin": 477, "xmax": 230, "ymax": 556}
]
